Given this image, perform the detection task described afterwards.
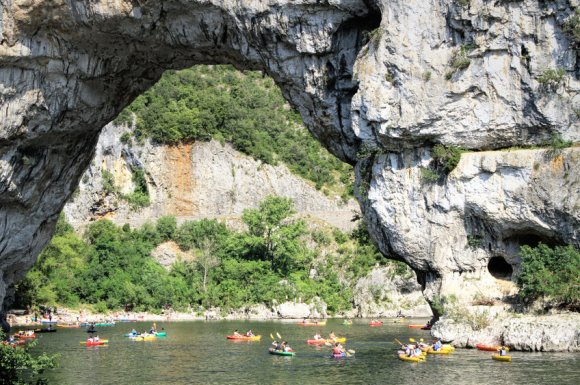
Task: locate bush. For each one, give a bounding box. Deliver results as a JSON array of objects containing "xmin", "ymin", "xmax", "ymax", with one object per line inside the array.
[
  {"xmin": 537, "ymin": 68, "xmax": 566, "ymax": 91},
  {"xmin": 563, "ymin": 9, "xmax": 580, "ymax": 47},
  {"xmin": 432, "ymin": 144, "xmax": 463, "ymax": 174},
  {"xmin": 420, "ymin": 167, "xmax": 440, "ymax": 184},
  {"xmin": 517, "ymin": 243, "xmax": 579, "ymax": 309},
  {"xmin": 0, "ymin": 330, "xmax": 58, "ymax": 385}
]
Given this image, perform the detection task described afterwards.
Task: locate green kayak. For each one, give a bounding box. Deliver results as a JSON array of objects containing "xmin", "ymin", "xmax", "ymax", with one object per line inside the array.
[
  {"xmin": 154, "ymin": 332, "xmax": 167, "ymax": 337},
  {"xmin": 269, "ymin": 348, "xmax": 295, "ymax": 356}
]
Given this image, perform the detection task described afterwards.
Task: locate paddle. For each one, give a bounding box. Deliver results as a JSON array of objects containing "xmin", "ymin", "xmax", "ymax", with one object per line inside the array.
[
  {"xmin": 276, "ymin": 332, "xmax": 282, "ymax": 339},
  {"xmin": 270, "ymin": 333, "xmax": 274, "ymax": 340}
]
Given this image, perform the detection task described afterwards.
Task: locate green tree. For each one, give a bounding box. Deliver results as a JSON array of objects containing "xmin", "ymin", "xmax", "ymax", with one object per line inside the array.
[{"xmin": 242, "ymin": 196, "xmax": 307, "ymax": 275}]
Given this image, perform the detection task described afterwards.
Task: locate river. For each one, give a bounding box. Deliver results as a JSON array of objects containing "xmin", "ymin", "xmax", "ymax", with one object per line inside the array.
[{"xmin": 27, "ymin": 319, "xmax": 579, "ymax": 385}]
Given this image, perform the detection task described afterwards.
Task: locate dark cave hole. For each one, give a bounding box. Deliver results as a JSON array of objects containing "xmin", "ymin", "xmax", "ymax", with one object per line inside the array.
[{"xmin": 488, "ymin": 256, "xmax": 513, "ymax": 279}]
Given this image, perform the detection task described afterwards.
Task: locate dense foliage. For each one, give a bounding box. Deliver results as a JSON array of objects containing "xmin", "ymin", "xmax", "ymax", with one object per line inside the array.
[
  {"xmin": 0, "ymin": 331, "xmax": 57, "ymax": 385},
  {"xmin": 116, "ymin": 65, "xmax": 352, "ymax": 194},
  {"xmin": 517, "ymin": 243, "xmax": 580, "ymax": 310},
  {"xmin": 15, "ymin": 198, "xmax": 406, "ymax": 315}
]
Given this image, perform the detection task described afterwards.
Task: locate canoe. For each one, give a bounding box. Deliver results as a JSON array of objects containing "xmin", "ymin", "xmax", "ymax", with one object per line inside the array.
[
  {"xmin": 369, "ymin": 321, "xmax": 383, "ymax": 326},
  {"xmin": 398, "ymin": 354, "xmax": 424, "ymax": 363},
  {"xmin": 307, "ymin": 337, "xmax": 346, "ymax": 344},
  {"xmin": 476, "ymin": 343, "xmax": 507, "ymax": 352},
  {"xmin": 268, "ymin": 348, "xmax": 295, "ymax": 356},
  {"xmin": 492, "ymin": 354, "xmax": 511, "ymax": 362},
  {"xmin": 226, "ymin": 335, "xmax": 261, "ymax": 341},
  {"xmin": 296, "ymin": 322, "xmax": 326, "ymax": 326},
  {"xmin": 57, "ymin": 324, "xmax": 80, "ymax": 328},
  {"xmin": 154, "ymin": 332, "xmax": 167, "ymax": 337},
  {"xmin": 80, "ymin": 339, "xmax": 108, "ymax": 346},
  {"xmin": 408, "ymin": 325, "xmax": 426, "ymax": 329}
]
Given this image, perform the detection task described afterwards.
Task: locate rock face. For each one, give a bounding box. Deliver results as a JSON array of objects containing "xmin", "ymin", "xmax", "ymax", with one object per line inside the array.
[
  {"xmin": 432, "ymin": 312, "xmax": 580, "ymax": 352},
  {"xmin": 0, "ymin": 0, "xmax": 578, "ymax": 350},
  {"xmin": 63, "ymin": 123, "xmax": 358, "ymax": 231}
]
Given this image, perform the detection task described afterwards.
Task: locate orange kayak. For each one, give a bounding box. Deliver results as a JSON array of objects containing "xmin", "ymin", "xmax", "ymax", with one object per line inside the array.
[{"xmin": 408, "ymin": 325, "xmax": 425, "ymax": 329}]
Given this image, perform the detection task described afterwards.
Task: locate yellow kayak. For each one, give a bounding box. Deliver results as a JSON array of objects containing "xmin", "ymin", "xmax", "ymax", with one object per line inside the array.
[
  {"xmin": 427, "ymin": 348, "xmax": 450, "ymax": 354},
  {"xmin": 307, "ymin": 337, "xmax": 346, "ymax": 345},
  {"xmin": 398, "ymin": 354, "xmax": 425, "ymax": 363},
  {"xmin": 492, "ymin": 354, "xmax": 512, "ymax": 362},
  {"xmin": 420, "ymin": 345, "xmax": 454, "ymax": 353}
]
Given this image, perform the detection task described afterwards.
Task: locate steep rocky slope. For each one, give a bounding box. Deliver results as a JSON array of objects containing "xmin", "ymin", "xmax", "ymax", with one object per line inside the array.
[
  {"xmin": 63, "ymin": 123, "xmax": 358, "ymax": 231},
  {"xmin": 0, "ymin": 1, "xmax": 578, "ymax": 346}
]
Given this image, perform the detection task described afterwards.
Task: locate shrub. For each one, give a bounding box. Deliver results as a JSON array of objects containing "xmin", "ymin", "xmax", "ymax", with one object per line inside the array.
[
  {"xmin": 432, "ymin": 144, "xmax": 463, "ymax": 174},
  {"xmin": 563, "ymin": 9, "xmax": 580, "ymax": 47},
  {"xmin": 420, "ymin": 167, "xmax": 440, "ymax": 184},
  {"xmin": 101, "ymin": 170, "xmax": 117, "ymax": 194},
  {"xmin": 537, "ymin": 68, "xmax": 566, "ymax": 91},
  {"xmin": 517, "ymin": 243, "xmax": 579, "ymax": 309}
]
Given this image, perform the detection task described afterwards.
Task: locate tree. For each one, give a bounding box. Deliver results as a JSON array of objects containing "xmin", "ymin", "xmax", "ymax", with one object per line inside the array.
[
  {"xmin": 195, "ymin": 238, "xmax": 220, "ymax": 293},
  {"xmin": 242, "ymin": 196, "xmax": 306, "ymax": 275}
]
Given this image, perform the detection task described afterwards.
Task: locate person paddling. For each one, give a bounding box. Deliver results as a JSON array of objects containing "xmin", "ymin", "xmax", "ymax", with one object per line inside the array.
[
  {"xmin": 245, "ymin": 329, "xmax": 254, "ymax": 337},
  {"xmin": 328, "ymin": 331, "xmax": 337, "ymax": 341},
  {"xmin": 313, "ymin": 332, "xmax": 322, "ymax": 340},
  {"xmin": 499, "ymin": 346, "xmax": 508, "ymax": 356},
  {"xmin": 333, "ymin": 342, "xmax": 345, "ymax": 355},
  {"xmin": 433, "ymin": 338, "xmax": 442, "ymax": 351},
  {"xmin": 233, "ymin": 329, "xmax": 242, "ymax": 337}
]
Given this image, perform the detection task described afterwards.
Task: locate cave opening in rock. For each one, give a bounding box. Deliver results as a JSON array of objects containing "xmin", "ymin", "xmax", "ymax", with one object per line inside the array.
[{"xmin": 487, "ymin": 256, "xmax": 513, "ymax": 279}]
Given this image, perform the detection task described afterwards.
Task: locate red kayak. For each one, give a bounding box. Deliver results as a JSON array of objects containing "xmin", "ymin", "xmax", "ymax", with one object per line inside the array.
[
  {"xmin": 475, "ymin": 343, "xmax": 503, "ymax": 352},
  {"xmin": 369, "ymin": 321, "xmax": 383, "ymax": 326},
  {"xmin": 408, "ymin": 325, "xmax": 425, "ymax": 329},
  {"xmin": 16, "ymin": 334, "xmax": 36, "ymax": 339}
]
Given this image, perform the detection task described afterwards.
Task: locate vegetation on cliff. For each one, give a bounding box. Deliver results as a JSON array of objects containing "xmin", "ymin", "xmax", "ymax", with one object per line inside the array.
[
  {"xmin": 15, "ymin": 199, "xmax": 408, "ymax": 315},
  {"xmin": 115, "ymin": 65, "xmax": 353, "ymax": 196},
  {"xmin": 517, "ymin": 243, "xmax": 579, "ymax": 310}
]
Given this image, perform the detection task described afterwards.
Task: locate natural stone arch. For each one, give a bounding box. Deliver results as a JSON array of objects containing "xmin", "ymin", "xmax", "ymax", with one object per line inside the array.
[{"xmin": 0, "ymin": 0, "xmax": 381, "ymax": 313}]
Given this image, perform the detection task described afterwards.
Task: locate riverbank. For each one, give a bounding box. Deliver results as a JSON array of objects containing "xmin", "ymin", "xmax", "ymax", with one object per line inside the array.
[
  {"xmin": 7, "ymin": 302, "xmax": 431, "ymax": 327},
  {"xmin": 432, "ymin": 311, "xmax": 580, "ymax": 352}
]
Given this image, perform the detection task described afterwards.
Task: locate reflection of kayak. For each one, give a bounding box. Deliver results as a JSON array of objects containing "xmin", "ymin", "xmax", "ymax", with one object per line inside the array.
[
  {"xmin": 398, "ymin": 354, "xmax": 424, "ymax": 363},
  {"xmin": 307, "ymin": 338, "xmax": 346, "ymax": 344},
  {"xmin": 34, "ymin": 328, "xmax": 57, "ymax": 333},
  {"xmin": 369, "ymin": 321, "xmax": 383, "ymax": 326},
  {"xmin": 226, "ymin": 335, "xmax": 261, "ymax": 341},
  {"xmin": 476, "ymin": 343, "xmax": 506, "ymax": 352},
  {"xmin": 130, "ymin": 335, "xmax": 156, "ymax": 341},
  {"xmin": 268, "ymin": 348, "xmax": 295, "ymax": 356},
  {"xmin": 80, "ymin": 340, "xmax": 108, "ymax": 346},
  {"xmin": 296, "ymin": 322, "xmax": 326, "ymax": 326},
  {"xmin": 492, "ymin": 354, "xmax": 511, "ymax": 362}
]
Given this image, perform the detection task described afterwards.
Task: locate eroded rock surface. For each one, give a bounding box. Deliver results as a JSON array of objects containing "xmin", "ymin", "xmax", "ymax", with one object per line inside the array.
[{"xmin": 0, "ymin": 0, "xmax": 578, "ymax": 349}]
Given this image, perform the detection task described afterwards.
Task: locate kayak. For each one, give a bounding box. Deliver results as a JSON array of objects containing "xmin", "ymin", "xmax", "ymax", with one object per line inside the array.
[
  {"xmin": 420, "ymin": 345, "xmax": 454, "ymax": 353},
  {"xmin": 16, "ymin": 334, "xmax": 36, "ymax": 339},
  {"xmin": 80, "ymin": 339, "xmax": 108, "ymax": 346},
  {"xmin": 94, "ymin": 322, "xmax": 115, "ymax": 327},
  {"xmin": 40, "ymin": 319, "xmax": 56, "ymax": 324},
  {"xmin": 57, "ymin": 324, "xmax": 80, "ymax": 328},
  {"xmin": 130, "ymin": 335, "xmax": 156, "ymax": 341},
  {"xmin": 398, "ymin": 354, "xmax": 424, "ymax": 363},
  {"xmin": 268, "ymin": 348, "xmax": 295, "ymax": 356},
  {"xmin": 34, "ymin": 328, "xmax": 57, "ymax": 333},
  {"xmin": 331, "ymin": 352, "xmax": 354, "ymax": 358},
  {"xmin": 226, "ymin": 335, "xmax": 261, "ymax": 341},
  {"xmin": 369, "ymin": 321, "xmax": 383, "ymax": 326},
  {"xmin": 492, "ymin": 354, "xmax": 511, "ymax": 362},
  {"xmin": 408, "ymin": 325, "xmax": 426, "ymax": 329},
  {"xmin": 296, "ymin": 322, "xmax": 326, "ymax": 326},
  {"xmin": 155, "ymin": 331, "xmax": 167, "ymax": 337},
  {"xmin": 307, "ymin": 337, "xmax": 346, "ymax": 344},
  {"xmin": 427, "ymin": 348, "xmax": 450, "ymax": 355},
  {"xmin": 476, "ymin": 343, "xmax": 507, "ymax": 352}
]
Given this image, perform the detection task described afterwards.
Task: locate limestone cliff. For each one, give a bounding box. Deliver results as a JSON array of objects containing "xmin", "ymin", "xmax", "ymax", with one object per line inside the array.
[
  {"xmin": 0, "ymin": 0, "xmax": 578, "ymax": 348},
  {"xmin": 63, "ymin": 123, "xmax": 358, "ymax": 231}
]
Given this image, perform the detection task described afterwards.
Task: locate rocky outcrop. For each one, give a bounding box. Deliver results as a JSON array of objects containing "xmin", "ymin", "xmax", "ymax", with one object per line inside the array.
[
  {"xmin": 353, "ymin": 266, "xmax": 431, "ymax": 317},
  {"xmin": 0, "ymin": 0, "xmax": 578, "ymax": 351},
  {"xmin": 63, "ymin": 123, "xmax": 358, "ymax": 231},
  {"xmin": 432, "ymin": 312, "xmax": 580, "ymax": 352}
]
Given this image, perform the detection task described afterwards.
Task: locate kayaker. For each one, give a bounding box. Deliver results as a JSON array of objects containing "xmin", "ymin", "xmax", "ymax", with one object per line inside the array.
[
  {"xmin": 233, "ymin": 329, "xmax": 242, "ymax": 337},
  {"xmin": 433, "ymin": 338, "xmax": 442, "ymax": 351},
  {"xmin": 302, "ymin": 318, "xmax": 307, "ymax": 324},
  {"xmin": 94, "ymin": 335, "xmax": 100, "ymax": 342},
  {"xmin": 333, "ymin": 342, "xmax": 345, "ymax": 355},
  {"xmin": 499, "ymin": 346, "xmax": 508, "ymax": 356},
  {"xmin": 87, "ymin": 337, "xmax": 93, "ymax": 343},
  {"xmin": 413, "ymin": 345, "xmax": 422, "ymax": 357},
  {"xmin": 131, "ymin": 328, "xmax": 138, "ymax": 335},
  {"xmin": 328, "ymin": 331, "xmax": 336, "ymax": 340},
  {"xmin": 313, "ymin": 332, "xmax": 322, "ymax": 340},
  {"xmin": 283, "ymin": 341, "xmax": 292, "ymax": 352},
  {"xmin": 245, "ymin": 329, "xmax": 254, "ymax": 337}
]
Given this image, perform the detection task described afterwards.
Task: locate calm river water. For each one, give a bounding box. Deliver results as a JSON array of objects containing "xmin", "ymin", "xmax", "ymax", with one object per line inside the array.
[{"xmin": 27, "ymin": 319, "xmax": 579, "ymax": 385}]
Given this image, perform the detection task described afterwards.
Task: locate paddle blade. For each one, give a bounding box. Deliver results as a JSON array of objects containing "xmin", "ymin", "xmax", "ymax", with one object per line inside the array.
[
  {"xmin": 347, "ymin": 349, "xmax": 355, "ymax": 354},
  {"xmin": 276, "ymin": 332, "xmax": 282, "ymax": 339},
  {"xmin": 270, "ymin": 333, "xmax": 274, "ymax": 340}
]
